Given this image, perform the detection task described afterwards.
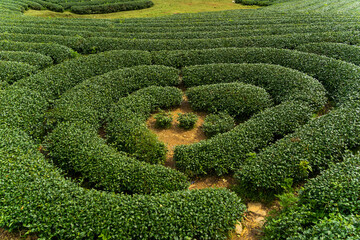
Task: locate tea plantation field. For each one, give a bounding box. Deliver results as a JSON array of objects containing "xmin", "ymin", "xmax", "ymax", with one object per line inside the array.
[{"xmin": 0, "ymin": 0, "xmax": 360, "ymax": 239}]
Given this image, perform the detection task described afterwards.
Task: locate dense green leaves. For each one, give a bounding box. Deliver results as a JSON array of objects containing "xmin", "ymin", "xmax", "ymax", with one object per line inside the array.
[
  {"xmin": 0, "ymin": 126, "xmax": 246, "ymax": 240},
  {"xmin": 186, "ymin": 82, "xmax": 273, "ymax": 118},
  {"xmin": 107, "ymin": 86, "xmax": 182, "ymax": 164},
  {"xmin": 175, "ymin": 101, "xmax": 312, "ymax": 176}
]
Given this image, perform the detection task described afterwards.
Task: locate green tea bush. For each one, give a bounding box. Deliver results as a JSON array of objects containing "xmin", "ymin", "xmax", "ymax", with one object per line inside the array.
[
  {"xmin": 0, "ymin": 126, "xmax": 246, "ymax": 240},
  {"xmin": 235, "ymin": 0, "xmax": 272, "ymax": 6},
  {"xmin": 202, "ymin": 112, "xmax": 235, "ymax": 138},
  {"xmin": 235, "ymin": 106, "xmax": 360, "ymax": 196},
  {"xmin": 45, "ymin": 121, "xmax": 189, "ymax": 194},
  {"xmin": 154, "ymin": 47, "xmax": 360, "ymax": 106},
  {"xmin": 296, "ymin": 42, "xmax": 360, "ymax": 66},
  {"xmin": 154, "ymin": 110, "xmax": 173, "ymax": 129},
  {"xmin": 15, "ymin": 50, "xmax": 151, "ymax": 101},
  {"xmin": 0, "ymin": 32, "xmax": 86, "ymax": 53},
  {"xmin": 175, "ymin": 101, "xmax": 312, "ymax": 176},
  {"xmin": 177, "ymin": 112, "xmax": 198, "ymax": 129},
  {"xmin": 182, "ymin": 63, "xmax": 326, "ymax": 111},
  {"xmin": 50, "ymin": 65, "xmax": 179, "ymax": 129},
  {"xmin": 107, "ymin": 86, "xmax": 182, "ymax": 164},
  {"xmin": 186, "ymin": 82, "xmax": 273, "ymax": 118},
  {"xmin": 0, "ymin": 51, "xmax": 52, "ymax": 69},
  {"xmin": 0, "ymin": 60, "xmax": 37, "ymax": 84},
  {"xmin": 87, "ymin": 31, "xmax": 360, "ymax": 52},
  {"xmin": 71, "ymin": 1, "xmax": 154, "ymax": 14},
  {"xmin": 263, "ymin": 155, "xmax": 360, "ymax": 239},
  {"xmin": 183, "ymin": 63, "xmax": 326, "ymax": 111},
  {"xmin": 0, "ymin": 40, "xmax": 76, "ymax": 63},
  {"xmin": 0, "ymin": 86, "xmax": 48, "ymax": 139},
  {"xmin": 31, "ymin": 0, "xmax": 64, "ymax": 12}
]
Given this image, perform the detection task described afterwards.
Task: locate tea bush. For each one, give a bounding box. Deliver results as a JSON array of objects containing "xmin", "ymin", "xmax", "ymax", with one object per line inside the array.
[
  {"xmin": 0, "ymin": 85, "xmax": 48, "ymax": 139},
  {"xmin": 71, "ymin": 1, "xmax": 154, "ymax": 14},
  {"xmin": 15, "ymin": 50, "xmax": 151, "ymax": 101},
  {"xmin": 235, "ymin": 106, "xmax": 360, "ymax": 196},
  {"xmin": 0, "ymin": 60, "xmax": 37, "ymax": 84},
  {"xmin": 0, "ymin": 40, "xmax": 75, "ymax": 63},
  {"xmin": 186, "ymin": 82, "xmax": 273, "ymax": 118},
  {"xmin": 107, "ymin": 86, "xmax": 182, "ymax": 164},
  {"xmin": 154, "ymin": 110, "xmax": 173, "ymax": 129},
  {"xmin": 263, "ymin": 155, "xmax": 360, "ymax": 239},
  {"xmin": 50, "ymin": 65, "xmax": 179, "ymax": 129},
  {"xmin": 0, "ymin": 126, "xmax": 246, "ymax": 240},
  {"xmin": 296, "ymin": 42, "xmax": 360, "ymax": 66},
  {"xmin": 202, "ymin": 112, "xmax": 235, "ymax": 138},
  {"xmin": 177, "ymin": 112, "xmax": 198, "ymax": 129},
  {"xmin": 45, "ymin": 121, "xmax": 189, "ymax": 194},
  {"xmin": 175, "ymin": 101, "xmax": 312, "ymax": 176},
  {"xmin": 0, "ymin": 51, "xmax": 52, "ymax": 69},
  {"xmin": 182, "ymin": 63, "xmax": 326, "ymax": 110}
]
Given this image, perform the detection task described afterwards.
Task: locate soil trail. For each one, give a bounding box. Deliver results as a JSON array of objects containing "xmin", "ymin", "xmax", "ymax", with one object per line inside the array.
[
  {"xmin": 146, "ymin": 95, "xmax": 207, "ymax": 168},
  {"xmin": 147, "ymin": 94, "xmax": 275, "ymax": 240}
]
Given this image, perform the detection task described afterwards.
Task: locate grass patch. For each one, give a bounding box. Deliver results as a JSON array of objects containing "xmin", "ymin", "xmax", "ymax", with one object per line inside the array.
[{"xmin": 24, "ymin": 0, "xmax": 258, "ymax": 19}]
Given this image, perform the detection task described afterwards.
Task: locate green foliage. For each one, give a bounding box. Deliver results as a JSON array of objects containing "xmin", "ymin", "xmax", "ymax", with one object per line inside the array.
[
  {"xmin": 263, "ymin": 155, "xmax": 360, "ymax": 239},
  {"xmin": 202, "ymin": 112, "xmax": 235, "ymax": 138},
  {"xmin": 0, "ymin": 86, "xmax": 48, "ymax": 140},
  {"xmin": 70, "ymin": 1, "xmax": 154, "ymax": 14},
  {"xmin": 0, "ymin": 60, "xmax": 37, "ymax": 84},
  {"xmin": 187, "ymin": 82, "xmax": 273, "ymax": 118},
  {"xmin": 49, "ymin": 65, "xmax": 179, "ymax": 129},
  {"xmin": 177, "ymin": 112, "xmax": 198, "ymax": 130},
  {"xmin": 0, "ymin": 126, "xmax": 246, "ymax": 240},
  {"xmin": 15, "ymin": 50, "xmax": 152, "ymax": 101},
  {"xmin": 107, "ymin": 86, "xmax": 182, "ymax": 164},
  {"xmin": 154, "ymin": 47, "xmax": 360, "ymax": 107},
  {"xmin": 175, "ymin": 101, "xmax": 312, "ymax": 176},
  {"xmin": 45, "ymin": 121, "xmax": 189, "ymax": 194},
  {"xmin": 0, "ymin": 40, "xmax": 75, "ymax": 64},
  {"xmin": 154, "ymin": 110, "xmax": 173, "ymax": 129},
  {"xmin": 182, "ymin": 63, "xmax": 327, "ymax": 111},
  {"xmin": 235, "ymin": 106, "xmax": 360, "ymax": 197},
  {"xmin": 296, "ymin": 42, "xmax": 360, "ymax": 66},
  {"xmin": 235, "ymin": 0, "xmax": 273, "ymax": 6},
  {"xmin": 0, "ymin": 51, "xmax": 52, "ymax": 69}
]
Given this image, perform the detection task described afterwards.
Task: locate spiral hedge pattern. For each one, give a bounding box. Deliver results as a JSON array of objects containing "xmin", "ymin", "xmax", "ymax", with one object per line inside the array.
[{"xmin": 1, "ymin": 0, "xmax": 360, "ymax": 239}]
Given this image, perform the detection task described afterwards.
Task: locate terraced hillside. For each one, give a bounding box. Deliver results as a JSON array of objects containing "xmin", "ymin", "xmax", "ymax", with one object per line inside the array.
[{"xmin": 0, "ymin": 0, "xmax": 360, "ymax": 239}]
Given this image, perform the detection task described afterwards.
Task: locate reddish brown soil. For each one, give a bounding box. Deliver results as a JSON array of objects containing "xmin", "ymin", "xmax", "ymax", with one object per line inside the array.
[
  {"xmin": 0, "ymin": 228, "xmax": 37, "ymax": 240},
  {"xmin": 146, "ymin": 96, "xmax": 207, "ymax": 168}
]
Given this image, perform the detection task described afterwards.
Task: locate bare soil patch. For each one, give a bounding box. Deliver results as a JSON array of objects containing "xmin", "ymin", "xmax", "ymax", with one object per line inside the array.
[
  {"xmin": 0, "ymin": 228, "xmax": 37, "ymax": 240},
  {"xmin": 146, "ymin": 96, "xmax": 207, "ymax": 168}
]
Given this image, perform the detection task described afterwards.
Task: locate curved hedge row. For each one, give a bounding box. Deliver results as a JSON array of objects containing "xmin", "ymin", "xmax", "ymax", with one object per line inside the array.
[
  {"xmin": 70, "ymin": 1, "xmax": 154, "ymax": 14},
  {"xmin": 175, "ymin": 101, "xmax": 312, "ymax": 176},
  {"xmin": 0, "ymin": 86, "xmax": 48, "ymax": 140},
  {"xmin": 45, "ymin": 121, "xmax": 189, "ymax": 194},
  {"xmin": 15, "ymin": 50, "xmax": 151, "ymax": 101},
  {"xmin": 107, "ymin": 86, "xmax": 183, "ymax": 164},
  {"xmin": 50, "ymin": 65, "xmax": 179, "ymax": 129},
  {"xmin": 0, "ymin": 51, "xmax": 52, "ymax": 69},
  {"xmin": 154, "ymin": 47, "xmax": 360, "ymax": 106},
  {"xmin": 235, "ymin": 105, "xmax": 360, "ymax": 196},
  {"xmin": 296, "ymin": 42, "xmax": 360, "ymax": 66},
  {"xmin": 263, "ymin": 155, "xmax": 360, "ymax": 239},
  {"xmin": 0, "ymin": 40, "xmax": 76, "ymax": 64},
  {"xmin": 182, "ymin": 63, "xmax": 326, "ymax": 110},
  {"xmin": 0, "ymin": 126, "xmax": 246, "ymax": 239},
  {"xmin": 85, "ymin": 31, "xmax": 360, "ymax": 53},
  {"xmin": 0, "ymin": 60, "xmax": 37, "ymax": 84},
  {"xmin": 186, "ymin": 82, "xmax": 273, "ymax": 118}
]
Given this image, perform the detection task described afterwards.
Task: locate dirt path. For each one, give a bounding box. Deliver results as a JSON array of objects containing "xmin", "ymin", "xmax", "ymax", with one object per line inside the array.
[
  {"xmin": 147, "ymin": 95, "xmax": 275, "ymax": 240},
  {"xmin": 0, "ymin": 228, "xmax": 37, "ymax": 240},
  {"xmin": 146, "ymin": 95, "xmax": 207, "ymax": 168}
]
